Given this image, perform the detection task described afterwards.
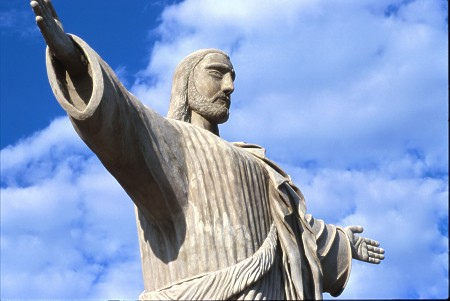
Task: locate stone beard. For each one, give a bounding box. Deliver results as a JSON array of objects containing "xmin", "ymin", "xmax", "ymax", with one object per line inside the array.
[{"xmin": 187, "ymin": 83, "xmax": 230, "ymax": 124}]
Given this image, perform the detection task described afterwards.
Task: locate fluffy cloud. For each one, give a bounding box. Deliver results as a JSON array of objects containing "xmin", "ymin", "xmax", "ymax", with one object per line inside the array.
[
  {"xmin": 0, "ymin": 8, "xmax": 39, "ymax": 38},
  {"xmin": 1, "ymin": 0, "xmax": 447, "ymax": 299},
  {"xmin": 286, "ymin": 164, "xmax": 448, "ymax": 298},
  {"xmin": 133, "ymin": 0, "xmax": 447, "ymax": 171},
  {"xmin": 1, "ymin": 117, "xmax": 142, "ymax": 298}
]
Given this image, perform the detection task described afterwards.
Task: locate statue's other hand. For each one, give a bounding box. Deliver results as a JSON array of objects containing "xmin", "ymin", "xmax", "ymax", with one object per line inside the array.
[
  {"xmin": 30, "ymin": 0, "xmax": 86, "ymax": 76},
  {"xmin": 344, "ymin": 225, "xmax": 385, "ymax": 264}
]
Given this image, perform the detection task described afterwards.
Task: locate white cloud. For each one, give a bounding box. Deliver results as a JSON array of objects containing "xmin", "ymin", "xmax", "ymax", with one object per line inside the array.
[
  {"xmin": 2, "ymin": 0, "xmax": 448, "ymax": 299},
  {"xmin": 285, "ymin": 164, "xmax": 448, "ymax": 298},
  {"xmin": 0, "ymin": 8, "xmax": 39, "ymax": 38},
  {"xmin": 132, "ymin": 0, "xmax": 448, "ymax": 172},
  {"xmin": 1, "ymin": 117, "xmax": 142, "ymax": 299}
]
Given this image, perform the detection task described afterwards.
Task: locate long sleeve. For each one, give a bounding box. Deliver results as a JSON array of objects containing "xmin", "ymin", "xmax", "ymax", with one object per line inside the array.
[
  {"xmin": 305, "ymin": 214, "xmax": 352, "ymax": 296},
  {"xmin": 46, "ymin": 34, "xmax": 188, "ymax": 222}
]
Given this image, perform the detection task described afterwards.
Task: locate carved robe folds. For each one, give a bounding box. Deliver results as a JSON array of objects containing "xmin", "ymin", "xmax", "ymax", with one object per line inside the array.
[{"xmin": 46, "ymin": 35, "xmax": 352, "ymax": 300}]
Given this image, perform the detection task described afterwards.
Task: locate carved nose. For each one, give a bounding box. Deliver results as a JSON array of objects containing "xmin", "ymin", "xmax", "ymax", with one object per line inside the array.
[{"xmin": 222, "ymin": 73, "xmax": 234, "ymax": 95}]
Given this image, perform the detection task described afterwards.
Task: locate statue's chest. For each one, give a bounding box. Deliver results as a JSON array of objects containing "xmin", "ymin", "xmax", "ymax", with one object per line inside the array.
[{"xmin": 184, "ymin": 141, "xmax": 272, "ymax": 253}]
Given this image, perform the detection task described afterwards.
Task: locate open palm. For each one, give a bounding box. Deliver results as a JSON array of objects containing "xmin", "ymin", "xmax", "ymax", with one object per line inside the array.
[{"xmin": 344, "ymin": 225, "xmax": 385, "ymax": 264}]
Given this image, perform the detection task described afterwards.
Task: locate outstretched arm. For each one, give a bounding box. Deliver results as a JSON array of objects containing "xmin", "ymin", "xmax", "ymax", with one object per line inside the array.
[
  {"xmin": 31, "ymin": 0, "xmax": 188, "ymax": 222},
  {"xmin": 344, "ymin": 225, "xmax": 385, "ymax": 264},
  {"xmin": 31, "ymin": 0, "xmax": 87, "ymax": 77}
]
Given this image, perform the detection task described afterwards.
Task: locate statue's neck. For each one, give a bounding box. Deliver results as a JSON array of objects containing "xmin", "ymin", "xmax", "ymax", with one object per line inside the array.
[{"xmin": 191, "ymin": 111, "xmax": 220, "ymax": 136}]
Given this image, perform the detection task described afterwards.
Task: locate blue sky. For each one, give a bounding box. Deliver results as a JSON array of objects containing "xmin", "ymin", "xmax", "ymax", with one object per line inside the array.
[{"xmin": 1, "ymin": 0, "xmax": 448, "ymax": 299}]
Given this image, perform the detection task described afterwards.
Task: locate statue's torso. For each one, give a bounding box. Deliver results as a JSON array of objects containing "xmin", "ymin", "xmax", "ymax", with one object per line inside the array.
[{"xmin": 136, "ymin": 121, "xmax": 273, "ymax": 292}]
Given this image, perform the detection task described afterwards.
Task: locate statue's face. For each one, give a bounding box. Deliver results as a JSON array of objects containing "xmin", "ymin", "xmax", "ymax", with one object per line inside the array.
[{"xmin": 188, "ymin": 53, "xmax": 235, "ymax": 124}]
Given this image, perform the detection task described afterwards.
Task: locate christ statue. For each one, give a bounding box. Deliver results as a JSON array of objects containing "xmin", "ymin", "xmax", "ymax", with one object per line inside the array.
[{"xmin": 31, "ymin": 0, "xmax": 385, "ymax": 299}]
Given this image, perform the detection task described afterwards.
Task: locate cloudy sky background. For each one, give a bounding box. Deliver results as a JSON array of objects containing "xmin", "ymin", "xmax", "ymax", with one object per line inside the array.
[{"xmin": 1, "ymin": 0, "xmax": 448, "ymax": 299}]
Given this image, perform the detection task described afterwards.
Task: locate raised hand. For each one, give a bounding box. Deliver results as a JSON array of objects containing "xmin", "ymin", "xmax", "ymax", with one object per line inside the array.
[
  {"xmin": 344, "ymin": 225, "xmax": 385, "ymax": 264},
  {"xmin": 30, "ymin": 0, "xmax": 86, "ymax": 76}
]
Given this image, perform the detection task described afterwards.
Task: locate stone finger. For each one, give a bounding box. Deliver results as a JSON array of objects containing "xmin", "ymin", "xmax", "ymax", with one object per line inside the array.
[
  {"xmin": 349, "ymin": 225, "xmax": 364, "ymax": 233},
  {"xmin": 369, "ymin": 257, "xmax": 381, "ymax": 264},
  {"xmin": 365, "ymin": 237, "xmax": 379, "ymax": 246},
  {"xmin": 44, "ymin": 0, "xmax": 59, "ymax": 21},
  {"xmin": 367, "ymin": 245, "xmax": 385, "ymax": 254},
  {"xmin": 35, "ymin": 15, "xmax": 47, "ymax": 33},
  {"xmin": 45, "ymin": 0, "xmax": 60, "ymax": 21},
  {"xmin": 31, "ymin": 1, "xmax": 44, "ymax": 20},
  {"xmin": 368, "ymin": 251, "xmax": 385, "ymax": 260},
  {"xmin": 38, "ymin": 0, "xmax": 53, "ymax": 24}
]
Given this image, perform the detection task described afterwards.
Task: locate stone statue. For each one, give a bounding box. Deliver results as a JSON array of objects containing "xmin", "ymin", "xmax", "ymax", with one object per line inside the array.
[{"xmin": 31, "ymin": 0, "xmax": 385, "ymax": 299}]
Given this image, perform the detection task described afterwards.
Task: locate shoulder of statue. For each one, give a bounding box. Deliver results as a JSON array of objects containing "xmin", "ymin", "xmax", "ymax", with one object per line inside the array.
[
  {"xmin": 233, "ymin": 141, "xmax": 291, "ymax": 185},
  {"xmin": 232, "ymin": 141, "xmax": 267, "ymax": 159},
  {"xmin": 234, "ymin": 141, "xmax": 306, "ymax": 211}
]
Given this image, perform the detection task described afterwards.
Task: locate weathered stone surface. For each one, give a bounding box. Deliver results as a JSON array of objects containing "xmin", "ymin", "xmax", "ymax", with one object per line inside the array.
[{"xmin": 32, "ymin": 0, "xmax": 385, "ymax": 299}]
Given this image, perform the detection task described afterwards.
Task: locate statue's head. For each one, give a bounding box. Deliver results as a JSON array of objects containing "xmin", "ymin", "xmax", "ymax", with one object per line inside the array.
[{"xmin": 167, "ymin": 49, "xmax": 235, "ymax": 124}]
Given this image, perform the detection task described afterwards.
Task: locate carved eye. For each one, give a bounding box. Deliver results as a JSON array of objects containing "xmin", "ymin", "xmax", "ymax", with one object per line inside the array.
[{"xmin": 208, "ymin": 70, "xmax": 223, "ymax": 78}]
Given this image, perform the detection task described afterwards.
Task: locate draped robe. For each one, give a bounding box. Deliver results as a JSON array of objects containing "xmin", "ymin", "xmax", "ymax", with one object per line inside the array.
[{"xmin": 46, "ymin": 35, "xmax": 353, "ymax": 300}]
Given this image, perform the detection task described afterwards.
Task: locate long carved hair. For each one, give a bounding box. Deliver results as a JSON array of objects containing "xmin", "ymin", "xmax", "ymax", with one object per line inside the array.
[{"xmin": 167, "ymin": 49, "xmax": 230, "ymax": 122}]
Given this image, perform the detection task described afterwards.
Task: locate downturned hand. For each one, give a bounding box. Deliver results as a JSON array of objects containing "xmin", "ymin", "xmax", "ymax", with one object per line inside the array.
[
  {"xmin": 30, "ymin": 0, "xmax": 86, "ymax": 76},
  {"xmin": 344, "ymin": 225, "xmax": 385, "ymax": 264}
]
